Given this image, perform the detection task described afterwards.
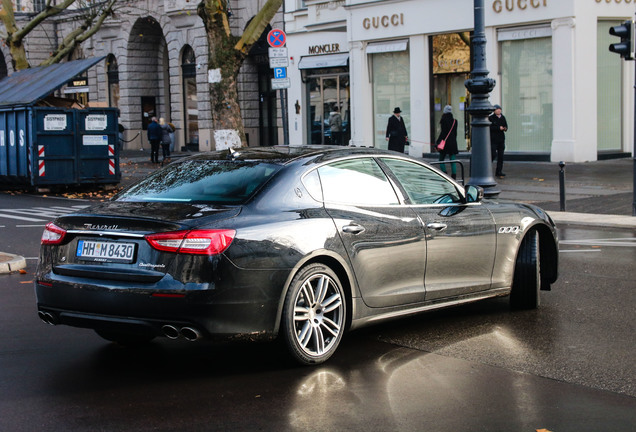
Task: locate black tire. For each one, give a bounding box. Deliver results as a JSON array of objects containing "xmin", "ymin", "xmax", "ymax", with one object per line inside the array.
[
  {"xmin": 282, "ymin": 263, "xmax": 346, "ymax": 365},
  {"xmin": 510, "ymin": 230, "xmax": 540, "ymax": 310},
  {"xmin": 95, "ymin": 329, "xmax": 155, "ymax": 347}
]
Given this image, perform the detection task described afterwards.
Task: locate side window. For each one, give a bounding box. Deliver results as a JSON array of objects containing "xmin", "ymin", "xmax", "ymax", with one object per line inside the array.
[
  {"xmin": 381, "ymin": 158, "xmax": 460, "ymax": 204},
  {"xmin": 317, "ymin": 158, "xmax": 399, "ymax": 205}
]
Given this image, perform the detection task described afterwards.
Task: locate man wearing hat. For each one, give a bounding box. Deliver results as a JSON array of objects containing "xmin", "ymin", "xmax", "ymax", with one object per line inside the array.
[
  {"xmin": 385, "ymin": 107, "xmax": 409, "ymax": 153},
  {"xmin": 489, "ymin": 104, "xmax": 508, "ymax": 178}
]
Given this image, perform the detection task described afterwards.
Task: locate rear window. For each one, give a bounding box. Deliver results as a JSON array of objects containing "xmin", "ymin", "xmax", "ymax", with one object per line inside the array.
[{"xmin": 115, "ymin": 159, "xmax": 282, "ymax": 204}]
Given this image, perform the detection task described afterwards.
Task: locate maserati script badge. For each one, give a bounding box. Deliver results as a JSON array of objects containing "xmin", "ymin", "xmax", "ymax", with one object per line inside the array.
[{"xmin": 83, "ymin": 224, "xmax": 120, "ymax": 230}]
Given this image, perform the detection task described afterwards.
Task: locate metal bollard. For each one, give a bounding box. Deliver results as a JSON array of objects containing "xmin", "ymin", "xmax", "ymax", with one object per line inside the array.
[{"xmin": 559, "ymin": 161, "xmax": 566, "ymax": 212}]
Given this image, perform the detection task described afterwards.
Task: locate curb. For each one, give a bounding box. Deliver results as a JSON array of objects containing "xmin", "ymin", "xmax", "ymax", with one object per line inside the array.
[
  {"xmin": 0, "ymin": 253, "xmax": 27, "ymax": 274},
  {"xmin": 547, "ymin": 211, "xmax": 636, "ymax": 229}
]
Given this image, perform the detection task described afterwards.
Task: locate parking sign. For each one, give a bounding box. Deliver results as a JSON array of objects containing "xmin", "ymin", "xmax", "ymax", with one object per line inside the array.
[{"xmin": 274, "ymin": 68, "xmax": 287, "ymax": 79}]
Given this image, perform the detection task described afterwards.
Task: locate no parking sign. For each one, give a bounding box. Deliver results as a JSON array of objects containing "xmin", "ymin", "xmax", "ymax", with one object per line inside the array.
[{"xmin": 267, "ymin": 29, "xmax": 286, "ymax": 48}]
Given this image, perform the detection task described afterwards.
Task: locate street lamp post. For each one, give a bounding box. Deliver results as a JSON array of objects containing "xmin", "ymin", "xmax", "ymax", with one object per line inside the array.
[{"xmin": 465, "ymin": 0, "xmax": 499, "ymax": 197}]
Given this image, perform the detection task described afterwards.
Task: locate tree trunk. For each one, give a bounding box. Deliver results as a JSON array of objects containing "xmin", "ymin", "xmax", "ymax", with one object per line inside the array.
[
  {"xmin": 198, "ymin": 0, "xmax": 247, "ymax": 149},
  {"xmin": 9, "ymin": 39, "xmax": 29, "ymax": 70},
  {"xmin": 198, "ymin": 0, "xmax": 282, "ymax": 150},
  {"xmin": 0, "ymin": 0, "xmax": 29, "ymax": 69}
]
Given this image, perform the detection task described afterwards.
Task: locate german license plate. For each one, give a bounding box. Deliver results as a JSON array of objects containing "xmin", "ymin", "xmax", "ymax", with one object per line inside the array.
[{"xmin": 76, "ymin": 240, "xmax": 136, "ymax": 263}]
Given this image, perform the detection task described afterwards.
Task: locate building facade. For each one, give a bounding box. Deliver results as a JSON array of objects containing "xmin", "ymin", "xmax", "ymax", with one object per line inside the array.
[
  {"xmin": 285, "ymin": 0, "xmax": 635, "ymax": 162},
  {"xmin": 0, "ymin": 0, "xmax": 284, "ymax": 151}
]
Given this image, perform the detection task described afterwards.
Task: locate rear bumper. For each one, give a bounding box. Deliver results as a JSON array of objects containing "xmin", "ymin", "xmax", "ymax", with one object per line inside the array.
[
  {"xmin": 37, "ymin": 307, "xmax": 276, "ymax": 342},
  {"xmin": 35, "ymin": 267, "xmax": 290, "ymax": 340}
]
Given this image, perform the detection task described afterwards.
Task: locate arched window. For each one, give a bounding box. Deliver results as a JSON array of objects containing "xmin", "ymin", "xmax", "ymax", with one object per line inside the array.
[
  {"xmin": 181, "ymin": 46, "xmax": 198, "ymax": 150},
  {"xmin": 107, "ymin": 55, "xmax": 120, "ymax": 107}
]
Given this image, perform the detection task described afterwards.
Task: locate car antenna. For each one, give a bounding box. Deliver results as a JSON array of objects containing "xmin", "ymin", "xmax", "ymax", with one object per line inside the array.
[{"xmin": 228, "ymin": 147, "xmax": 241, "ymax": 160}]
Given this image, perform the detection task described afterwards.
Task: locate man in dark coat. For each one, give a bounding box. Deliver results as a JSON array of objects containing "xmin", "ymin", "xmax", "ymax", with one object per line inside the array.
[
  {"xmin": 147, "ymin": 116, "xmax": 162, "ymax": 164},
  {"xmin": 385, "ymin": 107, "xmax": 408, "ymax": 153},
  {"xmin": 489, "ymin": 104, "xmax": 508, "ymax": 178}
]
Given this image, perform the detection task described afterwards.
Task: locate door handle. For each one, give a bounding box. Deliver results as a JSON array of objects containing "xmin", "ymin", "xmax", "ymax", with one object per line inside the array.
[
  {"xmin": 342, "ymin": 223, "xmax": 365, "ymax": 234},
  {"xmin": 426, "ymin": 222, "xmax": 447, "ymax": 232}
]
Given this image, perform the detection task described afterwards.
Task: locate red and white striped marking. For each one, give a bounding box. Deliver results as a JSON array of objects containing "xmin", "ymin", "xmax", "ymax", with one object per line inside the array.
[
  {"xmin": 108, "ymin": 144, "xmax": 115, "ymax": 175},
  {"xmin": 38, "ymin": 145, "xmax": 45, "ymax": 177},
  {"xmin": 27, "ymin": 146, "xmax": 32, "ymax": 177}
]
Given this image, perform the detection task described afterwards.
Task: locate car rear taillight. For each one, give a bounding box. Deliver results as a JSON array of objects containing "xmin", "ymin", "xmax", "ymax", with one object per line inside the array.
[
  {"xmin": 41, "ymin": 222, "xmax": 67, "ymax": 245},
  {"xmin": 145, "ymin": 229, "xmax": 235, "ymax": 255}
]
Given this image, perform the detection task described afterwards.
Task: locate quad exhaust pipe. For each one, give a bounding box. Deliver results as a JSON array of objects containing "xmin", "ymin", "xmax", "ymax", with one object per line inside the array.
[
  {"xmin": 161, "ymin": 324, "xmax": 202, "ymax": 342},
  {"xmin": 38, "ymin": 311, "xmax": 57, "ymax": 325},
  {"xmin": 180, "ymin": 327, "xmax": 201, "ymax": 342},
  {"xmin": 161, "ymin": 325, "xmax": 180, "ymax": 339},
  {"xmin": 37, "ymin": 314, "xmax": 201, "ymax": 341}
]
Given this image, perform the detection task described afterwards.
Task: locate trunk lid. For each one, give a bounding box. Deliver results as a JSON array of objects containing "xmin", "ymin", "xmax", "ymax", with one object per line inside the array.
[{"xmin": 42, "ymin": 202, "xmax": 241, "ymax": 283}]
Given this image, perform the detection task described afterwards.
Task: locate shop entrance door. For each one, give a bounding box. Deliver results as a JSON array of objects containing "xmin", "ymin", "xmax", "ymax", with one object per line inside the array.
[
  {"xmin": 433, "ymin": 73, "xmax": 470, "ymax": 151},
  {"xmin": 306, "ymin": 73, "xmax": 349, "ymax": 145}
]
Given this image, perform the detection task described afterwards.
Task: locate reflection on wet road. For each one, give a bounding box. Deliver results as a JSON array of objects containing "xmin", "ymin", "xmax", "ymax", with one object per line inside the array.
[{"xmin": 1, "ymin": 224, "xmax": 634, "ymax": 431}]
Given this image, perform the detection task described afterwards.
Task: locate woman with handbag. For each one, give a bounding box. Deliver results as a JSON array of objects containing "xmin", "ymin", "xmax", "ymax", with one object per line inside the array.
[{"xmin": 435, "ymin": 105, "xmax": 458, "ymax": 179}]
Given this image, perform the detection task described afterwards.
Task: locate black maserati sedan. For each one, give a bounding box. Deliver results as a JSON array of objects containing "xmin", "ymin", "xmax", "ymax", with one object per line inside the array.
[{"xmin": 35, "ymin": 146, "xmax": 558, "ymax": 365}]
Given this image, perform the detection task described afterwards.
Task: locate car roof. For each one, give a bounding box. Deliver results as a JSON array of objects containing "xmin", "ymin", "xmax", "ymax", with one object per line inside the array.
[{"xmin": 178, "ymin": 145, "xmax": 408, "ymax": 165}]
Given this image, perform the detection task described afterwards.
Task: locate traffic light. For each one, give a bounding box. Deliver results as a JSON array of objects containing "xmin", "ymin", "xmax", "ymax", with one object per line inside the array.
[{"xmin": 609, "ymin": 20, "xmax": 634, "ymax": 60}]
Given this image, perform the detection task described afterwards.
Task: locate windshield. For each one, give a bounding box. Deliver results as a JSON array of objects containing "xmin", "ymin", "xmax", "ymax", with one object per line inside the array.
[{"xmin": 115, "ymin": 159, "xmax": 282, "ymax": 204}]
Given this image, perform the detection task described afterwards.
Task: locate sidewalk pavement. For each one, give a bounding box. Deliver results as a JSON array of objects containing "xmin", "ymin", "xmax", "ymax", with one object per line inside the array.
[{"xmin": 1, "ymin": 150, "xmax": 634, "ymax": 274}]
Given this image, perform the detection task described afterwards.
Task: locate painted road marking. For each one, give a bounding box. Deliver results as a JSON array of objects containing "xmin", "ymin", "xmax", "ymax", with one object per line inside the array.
[{"xmin": 0, "ymin": 205, "xmax": 88, "ymax": 222}]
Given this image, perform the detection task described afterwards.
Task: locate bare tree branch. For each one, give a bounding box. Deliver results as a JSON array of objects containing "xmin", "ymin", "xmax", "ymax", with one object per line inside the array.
[
  {"xmin": 234, "ymin": 0, "xmax": 282, "ymax": 53},
  {"xmin": 21, "ymin": 0, "xmax": 77, "ymax": 38},
  {"xmin": 40, "ymin": 0, "xmax": 117, "ymax": 66},
  {"xmin": 0, "ymin": 0, "xmax": 119, "ymax": 69}
]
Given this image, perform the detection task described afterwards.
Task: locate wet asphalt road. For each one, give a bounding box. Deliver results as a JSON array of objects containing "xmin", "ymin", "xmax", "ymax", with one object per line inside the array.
[{"xmin": 0, "ymin": 194, "xmax": 635, "ymax": 431}]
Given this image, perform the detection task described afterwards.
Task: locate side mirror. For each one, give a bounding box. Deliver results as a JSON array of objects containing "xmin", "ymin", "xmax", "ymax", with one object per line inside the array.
[{"xmin": 465, "ymin": 185, "xmax": 484, "ymax": 203}]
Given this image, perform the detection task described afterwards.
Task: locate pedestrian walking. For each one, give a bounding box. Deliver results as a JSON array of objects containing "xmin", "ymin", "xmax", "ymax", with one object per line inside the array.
[
  {"xmin": 489, "ymin": 104, "xmax": 508, "ymax": 178},
  {"xmin": 159, "ymin": 117, "xmax": 175, "ymax": 161},
  {"xmin": 147, "ymin": 117, "xmax": 162, "ymax": 164},
  {"xmin": 435, "ymin": 105, "xmax": 458, "ymax": 179},
  {"xmin": 168, "ymin": 122, "xmax": 176, "ymax": 153},
  {"xmin": 328, "ymin": 106, "xmax": 343, "ymax": 145},
  {"xmin": 385, "ymin": 107, "xmax": 408, "ymax": 153}
]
